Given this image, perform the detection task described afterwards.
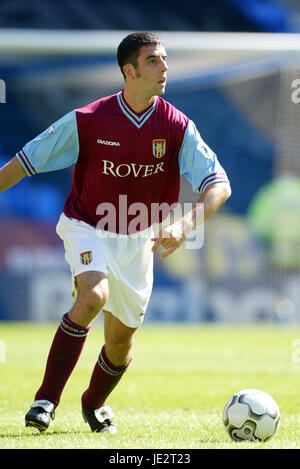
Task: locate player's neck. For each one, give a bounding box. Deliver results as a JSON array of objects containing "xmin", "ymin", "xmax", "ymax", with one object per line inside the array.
[{"xmin": 123, "ymin": 88, "xmax": 156, "ymax": 113}]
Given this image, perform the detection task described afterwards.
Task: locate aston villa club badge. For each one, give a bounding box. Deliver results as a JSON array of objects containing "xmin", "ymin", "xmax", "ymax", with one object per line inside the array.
[
  {"xmin": 80, "ymin": 251, "xmax": 93, "ymax": 265},
  {"xmin": 152, "ymin": 139, "xmax": 166, "ymax": 158}
]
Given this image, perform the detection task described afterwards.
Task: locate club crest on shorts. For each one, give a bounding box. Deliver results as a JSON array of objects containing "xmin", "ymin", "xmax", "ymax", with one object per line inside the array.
[
  {"xmin": 152, "ymin": 139, "xmax": 166, "ymax": 158},
  {"xmin": 80, "ymin": 251, "xmax": 93, "ymax": 265}
]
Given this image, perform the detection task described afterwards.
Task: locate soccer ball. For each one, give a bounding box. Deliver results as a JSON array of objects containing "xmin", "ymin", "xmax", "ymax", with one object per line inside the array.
[{"xmin": 222, "ymin": 389, "xmax": 280, "ymax": 442}]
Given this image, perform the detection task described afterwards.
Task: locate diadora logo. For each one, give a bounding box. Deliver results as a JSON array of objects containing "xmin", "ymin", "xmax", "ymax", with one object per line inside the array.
[{"xmin": 97, "ymin": 139, "xmax": 120, "ymax": 147}]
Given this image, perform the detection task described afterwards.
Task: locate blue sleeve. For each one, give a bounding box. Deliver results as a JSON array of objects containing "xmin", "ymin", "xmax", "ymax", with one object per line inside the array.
[
  {"xmin": 179, "ymin": 120, "xmax": 230, "ymax": 193},
  {"xmin": 16, "ymin": 110, "xmax": 79, "ymax": 176}
]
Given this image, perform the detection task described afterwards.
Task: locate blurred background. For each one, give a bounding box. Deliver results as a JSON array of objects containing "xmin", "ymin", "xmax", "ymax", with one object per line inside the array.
[{"xmin": 0, "ymin": 0, "xmax": 300, "ymax": 324}]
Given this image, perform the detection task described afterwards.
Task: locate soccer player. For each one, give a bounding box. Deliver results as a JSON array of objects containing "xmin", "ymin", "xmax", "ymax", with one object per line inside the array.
[{"xmin": 0, "ymin": 32, "xmax": 231, "ymax": 433}]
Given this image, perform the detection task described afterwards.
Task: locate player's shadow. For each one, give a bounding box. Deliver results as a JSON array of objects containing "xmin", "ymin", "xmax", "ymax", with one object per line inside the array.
[
  {"xmin": 0, "ymin": 429, "xmax": 82, "ymax": 439},
  {"xmin": 197, "ymin": 438, "xmax": 230, "ymax": 444}
]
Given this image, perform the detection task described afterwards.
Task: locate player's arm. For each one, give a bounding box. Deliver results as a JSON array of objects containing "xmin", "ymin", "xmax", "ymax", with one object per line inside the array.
[
  {"xmin": 0, "ymin": 156, "xmax": 27, "ymax": 192},
  {"xmin": 6, "ymin": 110, "xmax": 79, "ymax": 184},
  {"xmin": 184, "ymin": 180, "xmax": 231, "ymax": 228},
  {"xmin": 152, "ymin": 181, "xmax": 231, "ymax": 258},
  {"xmin": 0, "ymin": 111, "xmax": 78, "ymax": 195},
  {"xmin": 152, "ymin": 119, "xmax": 231, "ymax": 257}
]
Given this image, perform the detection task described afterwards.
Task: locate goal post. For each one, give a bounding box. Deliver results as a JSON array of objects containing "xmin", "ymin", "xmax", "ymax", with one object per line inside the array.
[{"xmin": 2, "ymin": 29, "xmax": 300, "ymax": 54}]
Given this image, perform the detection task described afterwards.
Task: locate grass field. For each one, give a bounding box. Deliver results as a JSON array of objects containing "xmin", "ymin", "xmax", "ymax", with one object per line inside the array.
[{"xmin": 0, "ymin": 321, "xmax": 300, "ymax": 450}]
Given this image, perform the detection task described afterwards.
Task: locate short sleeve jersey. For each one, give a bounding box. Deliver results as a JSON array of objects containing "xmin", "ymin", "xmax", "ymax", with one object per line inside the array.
[{"xmin": 17, "ymin": 91, "xmax": 229, "ymax": 234}]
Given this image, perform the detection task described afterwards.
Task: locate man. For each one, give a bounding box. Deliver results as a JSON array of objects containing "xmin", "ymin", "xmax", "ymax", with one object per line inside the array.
[{"xmin": 0, "ymin": 32, "xmax": 231, "ymax": 433}]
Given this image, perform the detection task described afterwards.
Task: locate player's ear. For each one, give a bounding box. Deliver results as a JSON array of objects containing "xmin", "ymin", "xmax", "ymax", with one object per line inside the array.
[{"xmin": 123, "ymin": 63, "xmax": 137, "ymax": 80}]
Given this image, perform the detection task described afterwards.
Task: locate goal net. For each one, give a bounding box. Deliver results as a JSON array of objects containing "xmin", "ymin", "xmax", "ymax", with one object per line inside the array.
[{"xmin": 0, "ymin": 29, "xmax": 300, "ymax": 323}]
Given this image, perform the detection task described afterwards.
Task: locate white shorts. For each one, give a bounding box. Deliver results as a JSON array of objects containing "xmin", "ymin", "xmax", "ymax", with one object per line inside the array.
[{"xmin": 56, "ymin": 213, "xmax": 154, "ymax": 328}]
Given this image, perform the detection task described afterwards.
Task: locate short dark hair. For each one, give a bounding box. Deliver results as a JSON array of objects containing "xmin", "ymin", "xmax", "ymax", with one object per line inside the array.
[{"xmin": 117, "ymin": 32, "xmax": 164, "ymax": 79}]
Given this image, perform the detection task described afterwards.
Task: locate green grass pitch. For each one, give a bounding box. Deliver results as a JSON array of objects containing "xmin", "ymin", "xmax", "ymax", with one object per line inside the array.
[{"xmin": 0, "ymin": 321, "xmax": 300, "ymax": 449}]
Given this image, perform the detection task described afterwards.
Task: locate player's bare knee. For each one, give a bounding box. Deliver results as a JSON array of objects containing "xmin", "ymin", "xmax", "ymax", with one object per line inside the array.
[{"xmin": 80, "ymin": 285, "xmax": 108, "ymax": 315}]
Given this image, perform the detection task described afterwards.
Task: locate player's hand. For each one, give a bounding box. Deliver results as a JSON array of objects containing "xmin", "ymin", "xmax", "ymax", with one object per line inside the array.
[{"xmin": 151, "ymin": 220, "xmax": 190, "ymax": 258}]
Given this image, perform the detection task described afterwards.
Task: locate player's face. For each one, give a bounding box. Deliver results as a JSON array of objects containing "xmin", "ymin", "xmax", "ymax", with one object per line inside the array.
[{"xmin": 134, "ymin": 44, "xmax": 168, "ymax": 97}]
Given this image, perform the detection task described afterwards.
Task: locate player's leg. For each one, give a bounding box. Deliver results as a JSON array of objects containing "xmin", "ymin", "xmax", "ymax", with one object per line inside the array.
[
  {"xmin": 81, "ymin": 310, "xmax": 137, "ymax": 433},
  {"xmin": 104, "ymin": 310, "xmax": 136, "ymax": 366},
  {"xmin": 68, "ymin": 271, "xmax": 109, "ymax": 327},
  {"xmin": 79, "ymin": 232, "xmax": 154, "ymax": 433},
  {"xmin": 25, "ymin": 271, "xmax": 108, "ymax": 432}
]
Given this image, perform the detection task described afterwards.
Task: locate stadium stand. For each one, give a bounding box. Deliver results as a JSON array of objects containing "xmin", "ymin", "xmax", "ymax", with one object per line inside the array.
[{"xmin": 0, "ymin": 0, "xmax": 292, "ymax": 32}]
